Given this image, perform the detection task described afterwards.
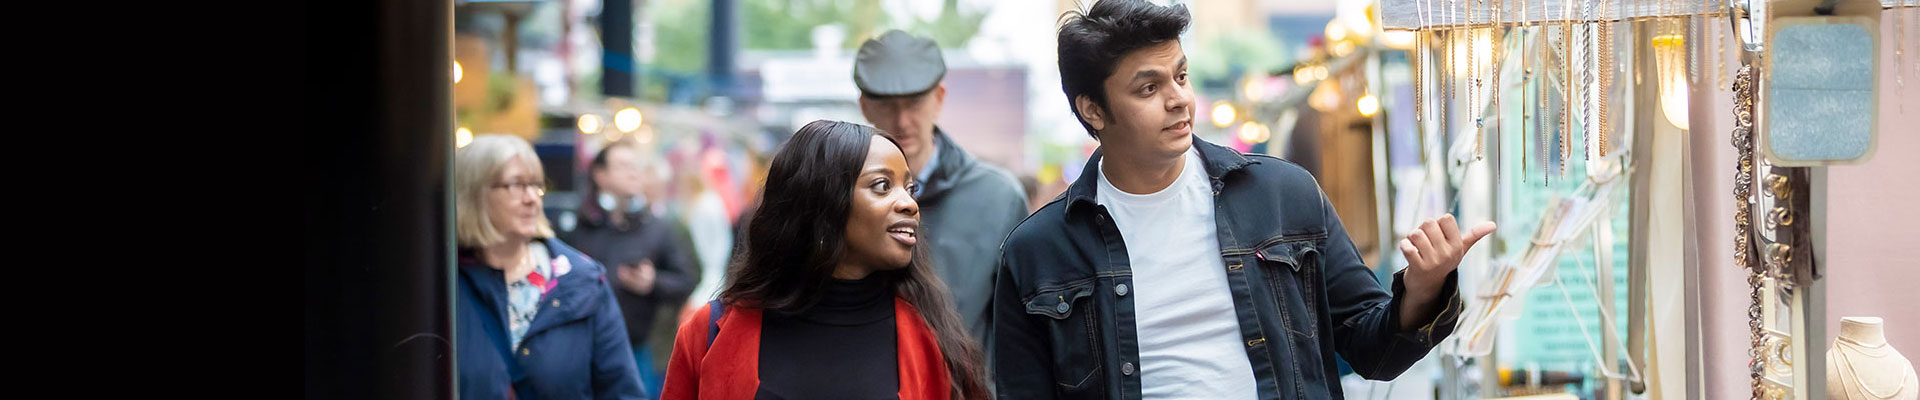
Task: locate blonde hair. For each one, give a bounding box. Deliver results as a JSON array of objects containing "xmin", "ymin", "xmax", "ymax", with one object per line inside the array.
[{"xmin": 455, "ymin": 134, "xmax": 556, "ymax": 248}]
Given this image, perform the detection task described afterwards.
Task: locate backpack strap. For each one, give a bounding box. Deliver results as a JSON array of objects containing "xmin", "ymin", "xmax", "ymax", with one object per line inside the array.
[{"xmin": 704, "ymin": 299, "xmax": 726, "ymax": 351}]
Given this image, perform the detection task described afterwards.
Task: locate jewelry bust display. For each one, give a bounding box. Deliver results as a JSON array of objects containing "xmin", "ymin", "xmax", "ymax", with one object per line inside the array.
[{"xmin": 1827, "ymin": 317, "xmax": 1919, "ymax": 400}]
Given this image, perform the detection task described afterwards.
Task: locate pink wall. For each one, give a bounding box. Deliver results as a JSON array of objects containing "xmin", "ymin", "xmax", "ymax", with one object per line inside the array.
[
  {"xmin": 1821, "ymin": 7, "xmax": 1920, "ymax": 367},
  {"xmin": 1693, "ymin": 13, "xmax": 1920, "ymax": 398}
]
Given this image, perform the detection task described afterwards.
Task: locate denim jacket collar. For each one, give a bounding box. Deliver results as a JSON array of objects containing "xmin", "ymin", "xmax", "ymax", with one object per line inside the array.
[{"xmin": 1062, "ymin": 137, "xmax": 1259, "ymax": 215}]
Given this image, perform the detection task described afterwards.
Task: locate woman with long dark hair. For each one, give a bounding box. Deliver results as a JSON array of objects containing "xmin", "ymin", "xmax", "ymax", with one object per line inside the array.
[{"xmin": 660, "ymin": 120, "xmax": 987, "ymax": 400}]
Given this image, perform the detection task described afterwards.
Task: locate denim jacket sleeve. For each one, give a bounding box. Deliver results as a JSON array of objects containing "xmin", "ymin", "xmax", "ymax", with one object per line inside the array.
[
  {"xmin": 987, "ymin": 251, "xmax": 1058, "ymax": 400},
  {"xmin": 1316, "ymin": 190, "xmax": 1464, "ymax": 381}
]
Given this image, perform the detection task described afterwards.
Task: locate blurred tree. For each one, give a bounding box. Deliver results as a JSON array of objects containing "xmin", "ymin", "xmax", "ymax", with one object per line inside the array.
[
  {"xmin": 640, "ymin": 0, "xmax": 720, "ymax": 103},
  {"xmin": 647, "ymin": 0, "xmax": 710, "ymax": 74},
  {"xmin": 906, "ymin": 0, "xmax": 988, "ymax": 48},
  {"xmin": 640, "ymin": 0, "xmax": 988, "ymax": 103},
  {"xmin": 651, "ymin": 0, "xmax": 984, "ymax": 54},
  {"xmin": 743, "ymin": 0, "xmax": 887, "ymax": 50},
  {"xmin": 1189, "ymin": 30, "xmax": 1293, "ymax": 88}
]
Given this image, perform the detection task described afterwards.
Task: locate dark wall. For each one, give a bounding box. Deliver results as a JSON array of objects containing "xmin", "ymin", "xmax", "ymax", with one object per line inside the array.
[{"xmin": 304, "ymin": 0, "xmax": 456, "ymax": 398}]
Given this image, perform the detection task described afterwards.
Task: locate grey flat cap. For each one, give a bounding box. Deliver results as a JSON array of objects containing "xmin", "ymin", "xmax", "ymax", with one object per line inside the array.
[{"xmin": 854, "ymin": 30, "xmax": 946, "ymax": 96}]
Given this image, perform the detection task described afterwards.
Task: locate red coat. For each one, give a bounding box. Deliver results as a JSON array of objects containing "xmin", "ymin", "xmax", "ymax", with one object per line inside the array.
[{"xmin": 661, "ymin": 297, "xmax": 953, "ymax": 400}]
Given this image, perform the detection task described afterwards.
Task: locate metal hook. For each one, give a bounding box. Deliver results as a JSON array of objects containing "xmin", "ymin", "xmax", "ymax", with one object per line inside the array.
[{"xmin": 1727, "ymin": 0, "xmax": 1767, "ymax": 55}]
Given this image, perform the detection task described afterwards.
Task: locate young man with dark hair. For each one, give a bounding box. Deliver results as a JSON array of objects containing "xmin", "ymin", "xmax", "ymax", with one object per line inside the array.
[
  {"xmin": 854, "ymin": 30, "xmax": 1030, "ymax": 343},
  {"xmin": 989, "ymin": 1, "xmax": 1495, "ymax": 399}
]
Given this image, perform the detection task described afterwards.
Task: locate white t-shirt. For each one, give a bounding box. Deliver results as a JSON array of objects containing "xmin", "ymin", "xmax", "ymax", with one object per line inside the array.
[{"xmin": 1096, "ymin": 146, "xmax": 1258, "ymax": 400}]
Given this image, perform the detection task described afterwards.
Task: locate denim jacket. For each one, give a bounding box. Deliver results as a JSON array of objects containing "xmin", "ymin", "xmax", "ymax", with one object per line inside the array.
[{"xmin": 988, "ymin": 138, "xmax": 1462, "ymax": 399}]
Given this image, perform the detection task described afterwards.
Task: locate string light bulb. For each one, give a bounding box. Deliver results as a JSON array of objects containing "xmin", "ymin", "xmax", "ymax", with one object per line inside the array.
[
  {"xmin": 578, "ymin": 114, "xmax": 603, "ymax": 134},
  {"xmin": 455, "ymin": 127, "xmax": 473, "ymax": 148},
  {"xmin": 1211, "ymin": 101, "xmax": 1237, "ymax": 128},
  {"xmin": 1358, "ymin": 94, "xmax": 1380, "ymax": 117},
  {"xmin": 614, "ymin": 107, "xmax": 643, "ymax": 133}
]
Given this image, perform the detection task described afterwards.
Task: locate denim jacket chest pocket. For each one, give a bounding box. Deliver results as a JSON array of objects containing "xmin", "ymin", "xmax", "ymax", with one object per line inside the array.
[
  {"xmin": 1022, "ymin": 278, "xmax": 1105, "ymax": 396},
  {"xmin": 1255, "ymin": 238, "xmax": 1337, "ymax": 396},
  {"xmin": 1255, "ymin": 239, "xmax": 1323, "ymax": 339}
]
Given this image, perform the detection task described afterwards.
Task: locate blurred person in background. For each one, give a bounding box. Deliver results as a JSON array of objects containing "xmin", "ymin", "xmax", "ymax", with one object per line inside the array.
[
  {"xmin": 1018, "ymin": 174, "xmax": 1047, "ymax": 214},
  {"xmin": 724, "ymin": 161, "xmax": 768, "ymax": 282},
  {"xmin": 563, "ymin": 141, "xmax": 699, "ymax": 399},
  {"xmin": 455, "ymin": 134, "xmax": 646, "ymax": 400},
  {"xmin": 661, "ymin": 121, "xmax": 987, "ymax": 400},
  {"xmin": 854, "ymin": 30, "xmax": 1029, "ymax": 343},
  {"xmin": 679, "ymin": 152, "xmax": 736, "ymax": 307},
  {"xmin": 640, "ymin": 152, "xmax": 706, "ymax": 393}
]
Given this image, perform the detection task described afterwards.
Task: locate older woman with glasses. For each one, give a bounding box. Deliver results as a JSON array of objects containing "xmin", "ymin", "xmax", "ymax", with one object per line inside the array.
[{"xmin": 455, "ymin": 134, "xmax": 646, "ymax": 400}]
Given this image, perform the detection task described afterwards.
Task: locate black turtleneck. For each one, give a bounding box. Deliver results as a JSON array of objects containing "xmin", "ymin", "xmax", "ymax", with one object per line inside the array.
[{"xmin": 755, "ymin": 273, "xmax": 900, "ymax": 400}]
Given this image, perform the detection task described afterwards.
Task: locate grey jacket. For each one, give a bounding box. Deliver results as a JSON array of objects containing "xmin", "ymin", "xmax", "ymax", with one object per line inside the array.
[{"xmin": 918, "ymin": 128, "xmax": 1029, "ymax": 342}]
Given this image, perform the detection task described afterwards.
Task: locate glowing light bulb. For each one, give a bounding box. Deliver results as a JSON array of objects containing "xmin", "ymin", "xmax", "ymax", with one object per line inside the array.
[{"xmin": 614, "ymin": 107, "xmax": 643, "ymax": 133}]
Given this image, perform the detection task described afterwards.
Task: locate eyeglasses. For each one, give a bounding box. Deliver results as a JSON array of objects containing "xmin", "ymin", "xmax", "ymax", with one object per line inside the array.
[{"xmin": 491, "ymin": 181, "xmax": 547, "ymax": 197}]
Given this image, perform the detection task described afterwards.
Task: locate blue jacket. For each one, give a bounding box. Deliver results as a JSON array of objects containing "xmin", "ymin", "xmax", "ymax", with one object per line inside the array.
[
  {"xmin": 457, "ymin": 237, "xmax": 647, "ymax": 400},
  {"xmin": 988, "ymin": 138, "xmax": 1462, "ymax": 399}
]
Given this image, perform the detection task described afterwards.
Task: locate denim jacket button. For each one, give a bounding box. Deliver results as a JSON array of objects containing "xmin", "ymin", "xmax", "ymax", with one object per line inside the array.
[
  {"xmin": 1115, "ymin": 283, "xmax": 1129, "ymax": 296},
  {"xmin": 1121, "ymin": 362, "xmax": 1136, "ymax": 376},
  {"xmin": 1055, "ymin": 302, "xmax": 1070, "ymax": 314}
]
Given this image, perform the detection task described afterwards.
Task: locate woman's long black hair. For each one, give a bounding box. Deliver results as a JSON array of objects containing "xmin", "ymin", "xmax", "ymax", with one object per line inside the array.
[{"xmin": 719, "ymin": 120, "xmax": 987, "ymax": 399}]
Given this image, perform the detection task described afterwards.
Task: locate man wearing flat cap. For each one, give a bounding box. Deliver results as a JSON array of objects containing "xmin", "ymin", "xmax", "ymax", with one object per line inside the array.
[{"xmin": 855, "ymin": 29, "xmax": 1029, "ymax": 343}]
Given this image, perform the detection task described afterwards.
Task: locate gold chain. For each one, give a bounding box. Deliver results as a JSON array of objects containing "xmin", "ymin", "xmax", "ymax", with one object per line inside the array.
[
  {"xmin": 1720, "ymin": 14, "xmax": 1731, "ymax": 87},
  {"xmin": 1416, "ymin": 0, "xmax": 1429, "ymax": 126},
  {"xmin": 1601, "ymin": 0, "xmax": 1615, "ymax": 158},
  {"xmin": 1417, "ymin": 31, "xmax": 1426, "ymax": 125},
  {"xmin": 1560, "ymin": 0, "xmax": 1572, "ymax": 180}
]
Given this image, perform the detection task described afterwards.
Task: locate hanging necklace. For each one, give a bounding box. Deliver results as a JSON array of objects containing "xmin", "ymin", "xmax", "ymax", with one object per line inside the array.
[
  {"xmin": 1471, "ymin": 30, "xmax": 1481, "ymax": 154},
  {"xmin": 1896, "ymin": 2, "xmax": 1908, "ymax": 114},
  {"xmin": 1599, "ymin": 0, "xmax": 1615, "ymax": 159},
  {"xmin": 1538, "ymin": 0, "xmax": 1549, "ymax": 185},
  {"xmin": 1415, "ymin": 0, "xmax": 1428, "ymax": 129},
  {"xmin": 1417, "ymin": 30, "xmax": 1427, "ymax": 125},
  {"xmin": 1895, "ymin": 2, "xmax": 1905, "ymax": 91},
  {"xmin": 1581, "ymin": 0, "xmax": 1596, "ymax": 162},
  {"xmin": 1446, "ymin": 28, "xmax": 1456, "ymax": 148},
  {"xmin": 1689, "ymin": 12, "xmax": 1701, "ymax": 86},
  {"xmin": 1485, "ymin": 0, "xmax": 1500, "ymax": 161},
  {"xmin": 1720, "ymin": 12, "xmax": 1732, "ymax": 88},
  {"xmin": 1520, "ymin": 2, "xmax": 1530, "ymax": 181},
  {"xmin": 1832, "ymin": 345, "xmax": 1908, "ymax": 400},
  {"xmin": 1835, "ymin": 335, "xmax": 1893, "ymax": 352},
  {"xmin": 1472, "ymin": 4, "xmax": 1480, "ymax": 136},
  {"xmin": 1559, "ymin": 0, "xmax": 1572, "ymax": 180}
]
